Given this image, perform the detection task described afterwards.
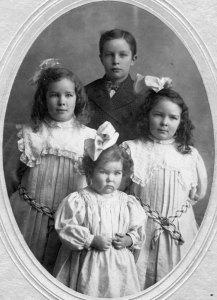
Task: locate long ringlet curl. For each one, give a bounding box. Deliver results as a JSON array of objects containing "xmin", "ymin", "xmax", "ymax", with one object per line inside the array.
[
  {"xmin": 30, "ymin": 63, "xmax": 89, "ymax": 131},
  {"xmin": 136, "ymin": 88, "xmax": 194, "ymax": 154}
]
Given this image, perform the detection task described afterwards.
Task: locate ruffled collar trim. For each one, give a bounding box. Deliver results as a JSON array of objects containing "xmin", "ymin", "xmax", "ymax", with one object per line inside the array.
[
  {"xmin": 44, "ymin": 117, "xmax": 77, "ymax": 128},
  {"xmin": 148, "ymin": 135, "xmax": 175, "ymax": 145}
]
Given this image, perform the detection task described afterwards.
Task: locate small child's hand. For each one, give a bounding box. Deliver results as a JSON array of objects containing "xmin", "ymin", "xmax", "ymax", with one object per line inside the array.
[
  {"xmin": 91, "ymin": 235, "xmax": 112, "ymax": 251},
  {"xmin": 112, "ymin": 233, "xmax": 133, "ymax": 250}
]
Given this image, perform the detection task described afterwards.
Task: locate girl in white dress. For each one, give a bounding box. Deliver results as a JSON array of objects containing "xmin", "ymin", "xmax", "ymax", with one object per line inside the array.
[
  {"xmin": 6, "ymin": 59, "xmax": 96, "ymax": 273},
  {"xmin": 121, "ymin": 76, "xmax": 207, "ymax": 289},
  {"xmin": 54, "ymin": 124, "xmax": 146, "ymax": 297}
]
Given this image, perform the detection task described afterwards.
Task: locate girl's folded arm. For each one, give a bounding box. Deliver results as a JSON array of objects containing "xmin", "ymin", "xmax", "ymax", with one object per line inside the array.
[
  {"xmin": 196, "ymin": 151, "xmax": 208, "ymax": 200},
  {"xmin": 55, "ymin": 193, "xmax": 94, "ymax": 250}
]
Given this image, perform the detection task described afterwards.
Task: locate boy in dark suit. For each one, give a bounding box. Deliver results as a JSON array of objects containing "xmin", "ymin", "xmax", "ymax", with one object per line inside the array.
[{"xmin": 85, "ymin": 28, "xmax": 144, "ymax": 143}]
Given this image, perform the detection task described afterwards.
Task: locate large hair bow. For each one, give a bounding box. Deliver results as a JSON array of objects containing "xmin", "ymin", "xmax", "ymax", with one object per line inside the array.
[
  {"xmin": 29, "ymin": 58, "xmax": 61, "ymax": 85},
  {"xmin": 134, "ymin": 74, "xmax": 172, "ymax": 94},
  {"xmin": 84, "ymin": 121, "xmax": 119, "ymax": 161}
]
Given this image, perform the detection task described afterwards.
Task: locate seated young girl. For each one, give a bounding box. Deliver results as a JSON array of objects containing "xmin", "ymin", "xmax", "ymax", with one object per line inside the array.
[{"xmin": 53, "ymin": 122, "xmax": 147, "ymax": 298}]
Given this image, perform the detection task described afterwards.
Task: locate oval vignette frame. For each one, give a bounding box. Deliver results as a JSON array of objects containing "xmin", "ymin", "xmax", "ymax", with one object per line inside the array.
[{"xmin": 0, "ymin": 0, "xmax": 216, "ymax": 299}]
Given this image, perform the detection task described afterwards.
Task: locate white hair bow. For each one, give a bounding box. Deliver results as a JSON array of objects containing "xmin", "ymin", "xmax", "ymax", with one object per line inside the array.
[
  {"xmin": 84, "ymin": 121, "xmax": 119, "ymax": 161},
  {"xmin": 134, "ymin": 74, "xmax": 172, "ymax": 94},
  {"xmin": 29, "ymin": 58, "xmax": 61, "ymax": 85}
]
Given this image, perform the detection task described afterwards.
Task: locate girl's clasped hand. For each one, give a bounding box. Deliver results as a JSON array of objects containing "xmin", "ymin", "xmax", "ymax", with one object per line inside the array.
[{"xmin": 91, "ymin": 233, "xmax": 132, "ymax": 251}]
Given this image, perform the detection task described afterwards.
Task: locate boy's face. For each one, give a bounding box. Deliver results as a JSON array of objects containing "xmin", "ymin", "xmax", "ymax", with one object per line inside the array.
[{"xmin": 100, "ymin": 38, "xmax": 137, "ymax": 83}]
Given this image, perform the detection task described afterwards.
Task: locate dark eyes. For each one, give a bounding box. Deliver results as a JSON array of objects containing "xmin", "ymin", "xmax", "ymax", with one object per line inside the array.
[
  {"xmin": 48, "ymin": 92, "xmax": 74, "ymax": 97},
  {"xmin": 98, "ymin": 170, "xmax": 122, "ymax": 175},
  {"xmin": 99, "ymin": 170, "xmax": 106, "ymax": 174},
  {"xmin": 114, "ymin": 171, "xmax": 122, "ymax": 175},
  {"xmin": 153, "ymin": 113, "xmax": 179, "ymax": 120},
  {"xmin": 119, "ymin": 53, "xmax": 128, "ymax": 57},
  {"xmin": 65, "ymin": 92, "xmax": 74, "ymax": 97},
  {"xmin": 104, "ymin": 52, "xmax": 129, "ymax": 57}
]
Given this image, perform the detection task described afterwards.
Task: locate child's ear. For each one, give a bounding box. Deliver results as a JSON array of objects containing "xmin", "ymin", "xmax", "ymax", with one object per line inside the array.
[{"xmin": 131, "ymin": 54, "xmax": 137, "ymax": 66}]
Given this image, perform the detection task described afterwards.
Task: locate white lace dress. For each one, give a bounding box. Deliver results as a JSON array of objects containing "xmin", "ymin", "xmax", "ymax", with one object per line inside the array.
[
  {"xmin": 54, "ymin": 187, "xmax": 147, "ymax": 298},
  {"xmin": 121, "ymin": 138, "xmax": 207, "ymax": 289},
  {"xmin": 9, "ymin": 118, "xmax": 96, "ymax": 272}
]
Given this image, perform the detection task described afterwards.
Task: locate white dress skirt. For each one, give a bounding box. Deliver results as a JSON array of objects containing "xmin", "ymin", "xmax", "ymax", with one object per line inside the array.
[
  {"xmin": 54, "ymin": 187, "xmax": 147, "ymax": 298},
  {"xmin": 121, "ymin": 138, "xmax": 207, "ymax": 289},
  {"xmin": 9, "ymin": 118, "xmax": 96, "ymax": 272}
]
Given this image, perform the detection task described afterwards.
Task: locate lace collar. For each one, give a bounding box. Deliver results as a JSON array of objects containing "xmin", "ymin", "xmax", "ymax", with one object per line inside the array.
[
  {"xmin": 44, "ymin": 117, "xmax": 77, "ymax": 128},
  {"xmin": 148, "ymin": 135, "xmax": 175, "ymax": 145}
]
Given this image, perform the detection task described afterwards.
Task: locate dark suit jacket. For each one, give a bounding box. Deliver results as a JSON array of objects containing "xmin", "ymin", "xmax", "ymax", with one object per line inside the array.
[{"xmin": 85, "ymin": 75, "xmax": 144, "ymax": 143}]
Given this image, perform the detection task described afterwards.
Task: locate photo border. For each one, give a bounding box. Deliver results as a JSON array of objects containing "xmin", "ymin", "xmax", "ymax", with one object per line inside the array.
[{"xmin": 0, "ymin": 0, "xmax": 216, "ymax": 299}]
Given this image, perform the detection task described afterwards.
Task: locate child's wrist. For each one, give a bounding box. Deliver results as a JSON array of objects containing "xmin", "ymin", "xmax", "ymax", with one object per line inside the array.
[
  {"xmin": 90, "ymin": 236, "xmax": 97, "ymax": 248},
  {"xmin": 125, "ymin": 234, "xmax": 133, "ymax": 247},
  {"xmin": 85, "ymin": 234, "xmax": 95, "ymax": 249}
]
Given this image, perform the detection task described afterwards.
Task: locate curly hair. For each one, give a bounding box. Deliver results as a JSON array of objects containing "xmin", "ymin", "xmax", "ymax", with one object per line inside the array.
[
  {"xmin": 30, "ymin": 67, "xmax": 89, "ymax": 131},
  {"xmin": 82, "ymin": 144, "xmax": 133, "ymax": 180},
  {"xmin": 136, "ymin": 88, "xmax": 194, "ymax": 154},
  {"xmin": 99, "ymin": 28, "xmax": 137, "ymax": 57}
]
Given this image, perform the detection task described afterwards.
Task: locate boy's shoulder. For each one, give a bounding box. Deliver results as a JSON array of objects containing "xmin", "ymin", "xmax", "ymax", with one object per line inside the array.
[
  {"xmin": 85, "ymin": 78, "xmax": 104, "ymax": 91},
  {"xmin": 85, "ymin": 75, "xmax": 135, "ymax": 91}
]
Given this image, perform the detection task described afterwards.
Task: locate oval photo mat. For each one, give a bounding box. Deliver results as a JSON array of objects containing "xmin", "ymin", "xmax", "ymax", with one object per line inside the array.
[{"xmin": 0, "ymin": 0, "xmax": 216, "ymax": 299}]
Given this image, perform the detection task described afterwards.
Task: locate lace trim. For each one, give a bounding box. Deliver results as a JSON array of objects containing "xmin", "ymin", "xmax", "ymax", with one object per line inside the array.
[
  {"xmin": 122, "ymin": 140, "xmax": 197, "ymax": 189},
  {"xmin": 130, "ymin": 163, "xmax": 188, "ymax": 189},
  {"xmin": 16, "ymin": 123, "xmax": 85, "ymax": 168},
  {"xmin": 19, "ymin": 146, "xmax": 83, "ymax": 168}
]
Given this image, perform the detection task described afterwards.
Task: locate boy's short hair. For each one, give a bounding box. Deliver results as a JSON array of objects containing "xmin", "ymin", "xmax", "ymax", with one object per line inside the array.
[{"xmin": 99, "ymin": 28, "xmax": 137, "ymax": 57}]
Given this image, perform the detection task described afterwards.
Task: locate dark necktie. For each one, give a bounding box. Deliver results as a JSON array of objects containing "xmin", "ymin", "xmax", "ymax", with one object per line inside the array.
[{"xmin": 104, "ymin": 80, "xmax": 121, "ymax": 93}]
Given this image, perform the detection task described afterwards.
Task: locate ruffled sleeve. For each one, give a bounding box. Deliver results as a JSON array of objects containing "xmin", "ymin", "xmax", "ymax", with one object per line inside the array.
[
  {"xmin": 125, "ymin": 195, "xmax": 147, "ymax": 250},
  {"xmin": 16, "ymin": 124, "xmax": 44, "ymax": 167},
  {"xmin": 16, "ymin": 122, "xmax": 97, "ymax": 168},
  {"xmin": 55, "ymin": 192, "xmax": 94, "ymax": 250}
]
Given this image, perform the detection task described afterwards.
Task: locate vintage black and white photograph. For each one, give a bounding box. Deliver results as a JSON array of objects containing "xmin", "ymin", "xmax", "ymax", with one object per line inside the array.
[{"xmin": 0, "ymin": 0, "xmax": 216, "ymax": 299}]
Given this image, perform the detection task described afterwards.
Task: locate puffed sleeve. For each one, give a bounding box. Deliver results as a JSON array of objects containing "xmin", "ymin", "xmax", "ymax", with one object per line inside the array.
[
  {"xmin": 126, "ymin": 195, "xmax": 147, "ymax": 250},
  {"xmin": 55, "ymin": 192, "xmax": 94, "ymax": 250},
  {"xmin": 190, "ymin": 148, "xmax": 208, "ymax": 202}
]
